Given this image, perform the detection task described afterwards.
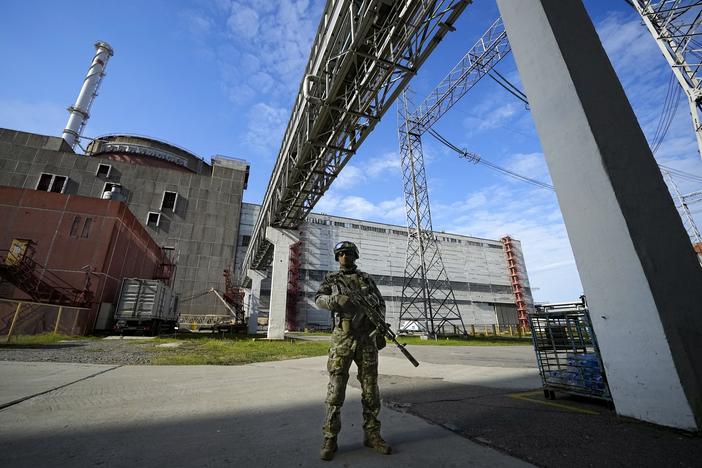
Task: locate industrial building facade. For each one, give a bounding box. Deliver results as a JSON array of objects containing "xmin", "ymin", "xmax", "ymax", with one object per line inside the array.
[
  {"xmin": 235, "ymin": 203, "xmax": 533, "ymax": 332},
  {"xmin": 2, "ymin": 127, "xmax": 531, "ymax": 332},
  {"xmin": 0, "ymin": 186, "xmax": 168, "ymax": 334},
  {"xmin": 0, "ymin": 129, "xmax": 250, "ymax": 317}
]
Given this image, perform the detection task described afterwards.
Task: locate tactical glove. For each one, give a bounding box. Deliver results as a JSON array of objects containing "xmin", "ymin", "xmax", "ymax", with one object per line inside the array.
[
  {"xmin": 375, "ymin": 333, "xmax": 387, "ymax": 350},
  {"xmin": 315, "ymin": 294, "xmax": 352, "ymax": 315},
  {"xmin": 331, "ymin": 294, "xmax": 354, "ymax": 315}
]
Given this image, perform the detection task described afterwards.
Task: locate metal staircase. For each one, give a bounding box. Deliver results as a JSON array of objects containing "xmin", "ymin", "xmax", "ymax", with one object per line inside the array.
[{"xmin": 0, "ymin": 246, "xmax": 92, "ymax": 306}]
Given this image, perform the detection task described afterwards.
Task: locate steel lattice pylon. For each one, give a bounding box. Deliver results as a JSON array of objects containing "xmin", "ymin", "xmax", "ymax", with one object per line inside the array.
[
  {"xmin": 663, "ymin": 171, "xmax": 702, "ymax": 245},
  {"xmin": 632, "ymin": 0, "xmax": 702, "ymax": 159},
  {"xmin": 397, "ymin": 92, "xmax": 466, "ymax": 337},
  {"xmin": 395, "ymin": 17, "xmax": 511, "ymax": 336}
]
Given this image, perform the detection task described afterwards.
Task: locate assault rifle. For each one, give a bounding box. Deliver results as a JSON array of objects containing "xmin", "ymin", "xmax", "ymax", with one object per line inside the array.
[{"xmin": 339, "ymin": 283, "xmax": 420, "ymax": 368}]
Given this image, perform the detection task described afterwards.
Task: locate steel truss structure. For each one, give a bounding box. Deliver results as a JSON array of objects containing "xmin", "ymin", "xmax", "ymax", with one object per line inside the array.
[
  {"xmin": 398, "ymin": 93, "xmax": 464, "ymax": 336},
  {"xmin": 397, "ymin": 17, "xmax": 510, "ymax": 336},
  {"xmin": 632, "ymin": 0, "xmax": 702, "ymax": 159},
  {"xmin": 663, "ymin": 171, "xmax": 702, "ymax": 245},
  {"xmin": 239, "ymin": 0, "xmax": 472, "ymax": 284}
]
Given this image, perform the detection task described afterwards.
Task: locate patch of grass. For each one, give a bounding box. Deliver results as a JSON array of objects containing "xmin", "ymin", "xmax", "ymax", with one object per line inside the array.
[
  {"xmin": 397, "ymin": 335, "xmax": 532, "ymax": 346},
  {"xmin": 155, "ymin": 331, "xmax": 270, "ymax": 342},
  {"xmin": 1, "ymin": 333, "xmax": 98, "ymax": 346},
  {"xmin": 148, "ymin": 336, "xmax": 330, "ymax": 365}
]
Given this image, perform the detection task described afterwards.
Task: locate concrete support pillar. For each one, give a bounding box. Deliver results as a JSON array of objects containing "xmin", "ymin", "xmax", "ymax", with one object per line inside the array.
[
  {"xmin": 497, "ymin": 0, "xmax": 702, "ymax": 430},
  {"xmin": 244, "ymin": 269, "xmax": 267, "ymax": 335},
  {"xmin": 265, "ymin": 226, "xmax": 300, "ymax": 340}
]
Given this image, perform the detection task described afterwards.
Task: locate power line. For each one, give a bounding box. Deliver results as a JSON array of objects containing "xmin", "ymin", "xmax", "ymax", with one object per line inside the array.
[
  {"xmin": 428, "ymin": 128, "xmax": 702, "ymax": 195},
  {"xmin": 427, "ymin": 128, "xmax": 555, "ymax": 191},
  {"xmin": 651, "ymin": 72, "xmax": 682, "ymax": 154},
  {"xmin": 487, "ymin": 69, "xmax": 529, "ymax": 107}
]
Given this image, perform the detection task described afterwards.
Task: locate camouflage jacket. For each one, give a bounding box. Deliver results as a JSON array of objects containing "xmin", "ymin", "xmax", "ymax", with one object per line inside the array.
[{"xmin": 315, "ymin": 267, "xmax": 385, "ymax": 331}]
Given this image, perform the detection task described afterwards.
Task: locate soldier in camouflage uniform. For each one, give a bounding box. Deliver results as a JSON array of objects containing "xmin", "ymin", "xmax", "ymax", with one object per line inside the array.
[{"xmin": 315, "ymin": 241, "xmax": 392, "ymax": 461}]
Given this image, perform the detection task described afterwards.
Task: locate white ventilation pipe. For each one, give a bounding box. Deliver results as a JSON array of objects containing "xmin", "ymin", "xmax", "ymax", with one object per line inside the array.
[{"xmin": 62, "ymin": 41, "xmax": 114, "ymax": 149}]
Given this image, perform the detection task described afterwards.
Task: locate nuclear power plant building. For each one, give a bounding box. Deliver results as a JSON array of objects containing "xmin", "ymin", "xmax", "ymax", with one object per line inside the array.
[
  {"xmin": 0, "ymin": 129, "xmax": 250, "ymax": 318},
  {"xmin": 235, "ymin": 203, "xmax": 534, "ymax": 332}
]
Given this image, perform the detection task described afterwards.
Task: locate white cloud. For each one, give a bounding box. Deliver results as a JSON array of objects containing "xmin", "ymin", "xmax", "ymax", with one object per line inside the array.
[
  {"xmin": 342, "ymin": 196, "xmax": 379, "ymax": 218},
  {"xmin": 597, "ymin": 11, "xmax": 664, "ymax": 83},
  {"xmin": 178, "ymin": 0, "xmax": 325, "ymax": 157},
  {"xmin": 180, "ymin": 10, "xmax": 215, "ymax": 36},
  {"xmin": 463, "ymin": 102, "xmax": 519, "ymax": 133},
  {"xmin": 333, "ymin": 165, "xmax": 365, "ymax": 190},
  {"xmin": 505, "ymin": 152, "xmax": 553, "ymax": 185},
  {"xmin": 326, "ymin": 152, "xmax": 402, "ymax": 191},
  {"xmin": 227, "ymin": 5, "xmax": 260, "ymax": 39},
  {"xmin": 225, "ymin": 83, "xmax": 256, "ymax": 105},
  {"xmin": 367, "ymin": 152, "xmax": 401, "ymax": 177},
  {"xmin": 316, "ymin": 192, "xmax": 406, "ymax": 224},
  {"xmin": 244, "ymin": 102, "xmax": 288, "ymax": 155},
  {"xmin": 183, "ymin": 0, "xmax": 323, "ymax": 108},
  {"xmin": 314, "ymin": 191, "xmax": 340, "ymax": 214}
]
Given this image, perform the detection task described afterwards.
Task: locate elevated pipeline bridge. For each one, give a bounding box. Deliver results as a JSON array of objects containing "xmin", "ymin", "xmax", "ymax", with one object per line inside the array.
[{"xmin": 238, "ymin": 0, "xmax": 471, "ymax": 285}]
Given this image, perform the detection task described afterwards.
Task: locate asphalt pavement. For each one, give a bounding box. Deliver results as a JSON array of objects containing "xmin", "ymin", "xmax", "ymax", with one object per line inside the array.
[
  {"xmin": 0, "ymin": 348, "xmax": 535, "ymax": 468},
  {"xmin": 0, "ymin": 344, "xmax": 700, "ymax": 467}
]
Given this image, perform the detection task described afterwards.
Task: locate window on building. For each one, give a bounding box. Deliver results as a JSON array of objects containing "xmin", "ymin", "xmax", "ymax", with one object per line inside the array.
[
  {"xmin": 69, "ymin": 216, "xmax": 82, "ymax": 237},
  {"xmin": 334, "ymin": 221, "xmax": 346, "ymax": 227},
  {"xmin": 241, "ymin": 235, "xmax": 251, "ymax": 247},
  {"xmin": 360, "ymin": 225, "xmax": 386, "ymax": 233},
  {"xmin": 69, "ymin": 216, "xmax": 93, "ymax": 238},
  {"xmin": 51, "ymin": 176, "xmax": 66, "ymax": 193},
  {"xmin": 37, "ymin": 174, "xmax": 52, "ymax": 191},
  {"xmin": 161, "ymin": 191, "xmax": 178, "ymax": 211},
  {"xmin": 81, "ymin": 218, "xmax": 93, "ymax": 238},
  {"xmin": 96, "ymin": 164, "xmax": 112, "ymax": 178},
  {"xmin": 146, "ymin": 212, "xmax": 161, "ymax": 227},
  {"xmin": 102, "ymin": 182, "xmax": 121, "ymax": 196},
  {"xmin": 36, "ymin": 173, "xmax": 67, "ymax": 193}
]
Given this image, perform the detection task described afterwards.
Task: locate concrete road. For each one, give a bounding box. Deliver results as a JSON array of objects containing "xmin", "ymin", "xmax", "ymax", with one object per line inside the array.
[
  {"xmin": 0, "ymin": 361, "xmax": 117, "ymax": 409},
  {"xmin": 0, "ymin": 351, "xmax": 537, "ymax": 468}
]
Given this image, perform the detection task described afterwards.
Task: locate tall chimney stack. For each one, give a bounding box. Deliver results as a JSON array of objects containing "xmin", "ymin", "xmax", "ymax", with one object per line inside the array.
[{"xmin": 62, "ymin": 41, "xmax": 113, "ymax": 150}]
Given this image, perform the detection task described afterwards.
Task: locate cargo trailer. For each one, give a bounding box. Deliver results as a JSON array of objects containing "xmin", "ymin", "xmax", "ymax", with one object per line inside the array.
[{"xmin": 113, "ymin": 278, "xmax": 177, "ymax": 335}]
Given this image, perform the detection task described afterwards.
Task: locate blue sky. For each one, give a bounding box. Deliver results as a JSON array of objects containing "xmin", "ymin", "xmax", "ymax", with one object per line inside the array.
[{"xmin": 1, "ymin": 1, "xmax": 701, "ymax": 302}]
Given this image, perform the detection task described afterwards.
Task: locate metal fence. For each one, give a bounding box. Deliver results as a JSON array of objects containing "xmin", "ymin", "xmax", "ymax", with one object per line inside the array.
[{"xmin": 0, "ymin": 298, "xmax": 93, "ymax": 341}]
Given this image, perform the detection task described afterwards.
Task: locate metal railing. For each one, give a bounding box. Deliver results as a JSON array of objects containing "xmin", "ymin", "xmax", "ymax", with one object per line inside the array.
[{"xmin": 0, "ymin": 250, "xmax": 91, "ymax": 306}]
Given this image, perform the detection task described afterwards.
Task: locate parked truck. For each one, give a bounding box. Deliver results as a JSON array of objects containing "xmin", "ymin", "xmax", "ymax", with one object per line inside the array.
[{"xmin": 113, "ymin": 278, "xmax": 178, "ymax": 335}]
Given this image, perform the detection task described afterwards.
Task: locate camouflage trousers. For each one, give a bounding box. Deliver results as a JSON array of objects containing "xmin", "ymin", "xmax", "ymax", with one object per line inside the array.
[{"xmin": 322, "ymin": 327, "xmax": 381, "ymax": 439}]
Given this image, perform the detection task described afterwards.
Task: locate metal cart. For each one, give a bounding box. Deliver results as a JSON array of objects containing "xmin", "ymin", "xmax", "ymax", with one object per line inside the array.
[{"xmin": 528, "ymin": 297, "xmax": 612, "ymax": 402}]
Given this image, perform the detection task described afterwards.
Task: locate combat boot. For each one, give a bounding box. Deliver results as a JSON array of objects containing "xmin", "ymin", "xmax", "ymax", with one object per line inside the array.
[
  {"xmin": 363, "ymin": 432, "xmax": 392, "ymax": 455},
  {"xmin": 320, "ymin": 437, "xmax": 338, "ymax": 461}
]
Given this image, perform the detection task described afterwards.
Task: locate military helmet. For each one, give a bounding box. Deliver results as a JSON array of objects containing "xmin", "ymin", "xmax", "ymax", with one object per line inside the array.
[{"xmin": 334, "ymin": 241, "xmax": 359, "ymax": 260}]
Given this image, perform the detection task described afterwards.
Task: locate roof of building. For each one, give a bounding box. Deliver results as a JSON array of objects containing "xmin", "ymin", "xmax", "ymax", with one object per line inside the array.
[
  {"xmin": 86, "ymin": 134, "xmax": 207, "ymax": 173},
  {"xmin": 241, "ymin": 202, "xmax": 513, "ymax": 246}
]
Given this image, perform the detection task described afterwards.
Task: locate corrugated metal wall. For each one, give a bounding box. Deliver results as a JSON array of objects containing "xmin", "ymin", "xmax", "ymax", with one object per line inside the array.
[{"xmin": 236, "ymin": 203, "xmax": 534, "ymax": 331}]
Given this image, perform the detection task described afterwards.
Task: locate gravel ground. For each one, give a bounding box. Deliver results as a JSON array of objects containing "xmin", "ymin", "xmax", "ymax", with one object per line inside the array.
[{"xmin": 0, "ymin": 338, "xmax": 158, "ymax": 365}]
